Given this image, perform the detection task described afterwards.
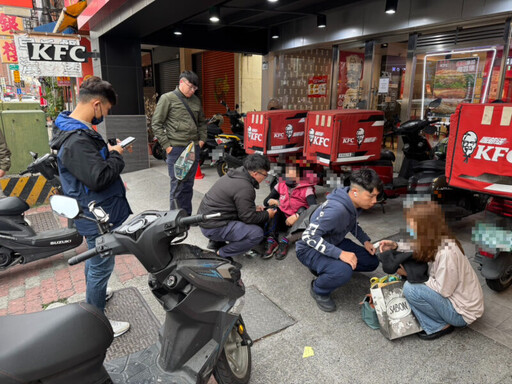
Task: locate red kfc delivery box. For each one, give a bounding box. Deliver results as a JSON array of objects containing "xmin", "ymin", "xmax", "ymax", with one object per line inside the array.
[
  {"xmin": 446, "ymin": 103, "xmax": 512, "ymax": 199},
  {"xmin": 304, "ymin": 110, "xmax": 384, "ymax": 165},
  {"xmin": 244, "ymin": 110, "xmax": 308, "ymax": 155}
]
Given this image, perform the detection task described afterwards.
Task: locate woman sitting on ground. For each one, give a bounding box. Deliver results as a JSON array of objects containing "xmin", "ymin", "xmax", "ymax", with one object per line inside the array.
[
  {"xmin": 263, "ymin": 165, "xmax": 317, "ymax": 260},
  {"xmin": 379, "ymin": 200, "xmax": 484, "ymax": 340}
]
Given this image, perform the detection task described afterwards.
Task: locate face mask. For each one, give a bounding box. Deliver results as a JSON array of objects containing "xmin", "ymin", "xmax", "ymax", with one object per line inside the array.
[
  {"xmin": 284, "ymin": 177, "xmax": 297, "ymax": 188},
  {"xmin": 406, "ymin": 225, "xmax": 417, "ymax": 239},
  {"xmin": 91, "ymin": 104, "xmax": 104, "ymax": 125}
]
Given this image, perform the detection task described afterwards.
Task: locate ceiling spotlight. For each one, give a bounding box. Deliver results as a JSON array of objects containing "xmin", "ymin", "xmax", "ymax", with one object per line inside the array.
[
  {"xmin": 385, "ymin": 0, "xmax": 398, "ymax": 14},
  {"xmin": 173, "ymin": 27, "xmax": 182, "ymax": 36},
  {"xmin": 268, "ymin": 0, "xmax": 278, "ymax": 2},
  {"xmin": 270, "ymin": 27, "xmax": 279, "ymax": 39},
  {"xmin": 209, "ymin": 6, "xmax": 220, "ymax": 22},
  {"xmin": 317, "ymin": 14, "xmax": 327, "ymax": 28}
]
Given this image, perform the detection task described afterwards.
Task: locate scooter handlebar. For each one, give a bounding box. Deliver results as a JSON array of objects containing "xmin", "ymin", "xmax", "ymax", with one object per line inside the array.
[
  {"xmin": 68, "ymin": 247, "xmax": 100, "ymax": 265},
  {"xmin": 177, "ymin": 213, "xmax": 221, "ymax": 227}
]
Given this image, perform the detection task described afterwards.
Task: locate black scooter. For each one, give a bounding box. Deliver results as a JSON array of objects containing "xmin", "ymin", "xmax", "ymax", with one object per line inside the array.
[
  {"xmin": 199, "ymin": 114, "xmax": 224, "ymax": 166},
  {"xmin": 0, "ymin": 146, "xmax": 252, "ymax": 384},
  {"xmin": 0, "ymin": 153, "xmax": 82, "ymax": 271},
  {"xmin": 216, "ymin": 101, "xmax": 247, "ymax": 176}
]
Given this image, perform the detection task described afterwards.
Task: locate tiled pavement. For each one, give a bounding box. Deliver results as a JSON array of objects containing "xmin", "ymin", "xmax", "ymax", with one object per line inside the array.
[{"xmin": 0, "ymin": 205, "xmax": 147, "ymax": 316}]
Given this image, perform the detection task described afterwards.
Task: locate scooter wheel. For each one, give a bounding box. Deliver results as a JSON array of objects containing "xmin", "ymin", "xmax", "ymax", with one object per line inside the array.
[
  {"xmin": 217, "ymin": 161, "xmax": 229, "ymax": 177},
  {"xmin": 486, "ymin": 262, "xmax": 512, "ymax": 292},
  {"xmin": 214, "ymin": 325, "xmax": 251, "ymax": 384}
]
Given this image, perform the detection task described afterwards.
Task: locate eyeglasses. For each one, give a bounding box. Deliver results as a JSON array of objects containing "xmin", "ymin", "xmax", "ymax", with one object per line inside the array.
[
  {"xmin": 183, "ymin": 79, "xmax": 198, "ymax": 91},
  {"xmin": 256, "ymin": 171, "xmax": 268, "ymax": 178}
]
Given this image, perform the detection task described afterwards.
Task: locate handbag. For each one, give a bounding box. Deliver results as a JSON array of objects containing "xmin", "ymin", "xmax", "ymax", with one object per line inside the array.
[
  {"xmin": 360, "ymin": 294, "xmax": 380, "ymax": 330},
  {"xmin": 370, "ymin": 276, "xmax": 422, "ymax": 340}
]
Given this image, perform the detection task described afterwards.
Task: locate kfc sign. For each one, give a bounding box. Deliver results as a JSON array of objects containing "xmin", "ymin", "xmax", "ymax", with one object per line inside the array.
[
  {"xmin": 308, "ymin": 128, "xmax": 330, "ymax": 147},
  {"xmin": 27, "ymin": 42, "xmax": 87, "ymax": 62},
  {"xmin": 248, "ymin": 126, "xmax": 263, "ymax": 142},
  {"xmin": 462, "ymin": 131, "xmax": 512, "ymax": 164}
]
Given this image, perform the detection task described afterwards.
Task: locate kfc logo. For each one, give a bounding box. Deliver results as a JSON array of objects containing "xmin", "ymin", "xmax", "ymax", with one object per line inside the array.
[
  {"xmin": 248, "ymin": 126, "xmax": 263, "ymax": 142},
  {"xmin": 463, "ymin": 132, "xmax": 512, "ymax": 164},
  {"xmin": 356, "ymin": 128, "xmax": 365, "ymax": 148},
  {"xmin": 273, "ymin": 132, "xmax": 285, "ymax": 139},
  {"xmin": 285, "ymin": 124, "xmax": 294, "ymax": 142},
  {"xmin": 342, "ymin": 138, "xmax": 355, "ymax": 144},
  {"xmin": 462, "ymin": 131, "xmax": 478, "ymax": 163},
  {"xmin": 308, "ymin": 128, "xmax": 330, "ymax": 147}
]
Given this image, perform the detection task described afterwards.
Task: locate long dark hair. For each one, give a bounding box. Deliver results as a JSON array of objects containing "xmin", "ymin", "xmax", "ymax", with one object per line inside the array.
[{"xmin": 405, "ymin": 201, "xmax": 463, "ymax": 263}]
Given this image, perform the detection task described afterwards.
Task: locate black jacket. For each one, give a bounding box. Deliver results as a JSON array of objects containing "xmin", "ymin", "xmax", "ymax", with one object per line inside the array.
[
  {"xmin": 50, "ymin": 112, "xmax": 132, "ymax": 236},
  {"xmin": 198, "ymin": 167, "xmax": 269, "ymax": 229},
  {"xmin": 378, "ymin": 250, "xmax": 429, "ymax": 283}
]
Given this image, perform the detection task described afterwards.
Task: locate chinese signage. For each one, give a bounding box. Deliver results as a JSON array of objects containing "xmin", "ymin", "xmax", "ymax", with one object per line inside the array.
[
  {"xmin": 433, "ymin": 58, "xmax": 479, "ymax": 101},
  {"xmin": 14, "ymin": 33, "xmax": 83, "ymax": 77},
  {"xmin": 0, "ymin": 13, "xmax": 24, "ymax": 35},
  {"xmin": 1, "ymin": 38, "xmax": 16, "ymax": 63},
  {"xmin": 57, "ymin": 76, "xmax": 71, "ymax": 86},
  {"xmin": 308, "ymin": 75, "xmax": 328, "ymax": 98}
]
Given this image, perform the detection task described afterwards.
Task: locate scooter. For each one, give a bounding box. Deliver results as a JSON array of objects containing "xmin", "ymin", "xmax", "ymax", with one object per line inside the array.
[
  {"xmin": 0, "ymin": 153, "xmax": 83, "ymax": 271},
  {"xmin": 0, "ymin": 147, "xmax": 252, "ymax": 384},
  {"xmin": 216, "ymin": 102, "xmax": 248, "ymax": 176},
  {"xmin": 472, "ymin": 196, "xmax": 512, "ymax": 291},
  {"xmin": 199, "ymin": 114, "xmax": 224, "ymax": 166}
]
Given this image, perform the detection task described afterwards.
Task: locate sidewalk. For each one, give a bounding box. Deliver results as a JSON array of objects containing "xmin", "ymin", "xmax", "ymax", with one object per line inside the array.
[{"xmin": 1, "ymin": 159, "xmax": 511, "ymax": 384}]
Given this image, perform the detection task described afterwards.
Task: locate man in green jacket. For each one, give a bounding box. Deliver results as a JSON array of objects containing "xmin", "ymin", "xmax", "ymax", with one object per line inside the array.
[
  {"xmin": 0, "ymin": 128, "xmax": 11, "ymax": 197},
  {"xmin": 152, "ymin": 70, "xmax": 207, "ymax": 215}
]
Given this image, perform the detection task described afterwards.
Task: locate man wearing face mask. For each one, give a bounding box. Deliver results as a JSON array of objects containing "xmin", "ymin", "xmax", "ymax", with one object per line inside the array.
[{"xmin": 50, "ymin": 76, "xmax": 132, "ymax": 337}]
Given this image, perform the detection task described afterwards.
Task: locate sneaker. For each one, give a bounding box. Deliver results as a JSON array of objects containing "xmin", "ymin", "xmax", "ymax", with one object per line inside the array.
[
  {"xmin": 109, "ymin": 320, "xmax": 130, "ymax": 338},
  {"xmin": 275, "ymin": 240, "xmax": 289, "ymax": 260},
  {"xmin": 309, "ymin": 280, "xmax": 336, "ymax": 312},
  {"xmin": 245, "ymin": 249, "xmax": 261, "ymax": 258},
  {"xmin": 417, "ymin": 325, "xmax": 454, "ymax": 340},
  {"xmin": 263, "ymin": 238, "xmax": 279, "ymax": 259},
  {"xmin": 105, "ymin": 287, "xmax": 114, "ymax": 302},
  {"xmin": 207, "ymin": 239, "xmax": 227, "ymax": 251}
]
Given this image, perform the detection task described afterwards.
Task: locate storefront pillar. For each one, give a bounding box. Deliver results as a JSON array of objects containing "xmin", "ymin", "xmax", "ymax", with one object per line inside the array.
[
  {"xmin": 496, "ymin": 18, "xmax": 511, "ymax": 100},
  {"xmin": 330, "ymin": 46, "xmax": 340, "ymax": 109},
  {"xmin": 361, "ymin": 40, "xmax": 375, "ymax": 109}
]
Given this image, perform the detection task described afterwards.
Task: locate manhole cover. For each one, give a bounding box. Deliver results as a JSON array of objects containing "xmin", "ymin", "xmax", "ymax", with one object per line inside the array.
[{"xmin": 241, "ymin": 285, "xmax": 296, "ymax": 341}]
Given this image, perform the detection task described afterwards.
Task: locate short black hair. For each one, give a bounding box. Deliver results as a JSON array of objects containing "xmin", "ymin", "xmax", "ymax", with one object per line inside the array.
[
  {"xmin": 179, "ymin": 70, "xmax": 199, "ymax": 87},
  {"xmin": 243, "ymin": 154, "xmax": 270, "ymax": 172},
  {"xmin": 349, "ymin": 168, "xmax": 383, "ymax": 193},
  {"xmin": 78, "ymin": 76, "xmax": 117, "ymax": 106}
]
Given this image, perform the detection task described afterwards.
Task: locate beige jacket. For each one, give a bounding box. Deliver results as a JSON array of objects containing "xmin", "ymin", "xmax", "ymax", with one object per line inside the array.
[{"xmin": 425, "ymin": 239, "xmax": 484, "ymax": 324}]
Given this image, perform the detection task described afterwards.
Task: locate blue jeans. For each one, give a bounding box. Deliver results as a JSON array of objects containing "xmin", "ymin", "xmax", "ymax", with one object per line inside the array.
[
  {"xmin": 297, "ymin": 238, "xmax": 379, "ymax": 296},
  {"xmin": 167, "ymin": 145, "xmax": 200, "ymax": 215},
  {"xmin": 403, "ymin": 281, "xmax": 467, "ymax": 334},
  {"xmin": 85, "ymin": 234, "xmax": 115, "ymax": 313},
  {"xmin": 201, "ymin": 221, "xmax": 264, "ymax": 258}
]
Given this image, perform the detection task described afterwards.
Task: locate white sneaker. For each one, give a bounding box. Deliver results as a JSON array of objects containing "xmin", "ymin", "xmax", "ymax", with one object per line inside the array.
[
  {"xmin": 109, "ymin": 320, "xmax": 130, "ymax": 338},
  {"xmin": 105, "ymin": 287, "xmax": 114, "ymax": 302}
]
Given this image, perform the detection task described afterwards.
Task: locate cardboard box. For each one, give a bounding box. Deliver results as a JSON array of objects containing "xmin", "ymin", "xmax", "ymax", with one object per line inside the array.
[
  {"xmin": 244, "ymin": 110, "xmax": 308, "ymax": 155},
  {"xmin": 446, "ymin": 103, "xmax": 512, "ymax": 199},
  {"xmin": 304, "ymin": 110, "xmax": 384, "ymax": 165}
]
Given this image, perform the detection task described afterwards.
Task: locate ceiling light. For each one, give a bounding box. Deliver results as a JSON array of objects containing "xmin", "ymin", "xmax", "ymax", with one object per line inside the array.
[
  {"xmin": 317, "ymin": 14, "xmax": 327, "ymax": 28},
  {"xmin": 173, "ymin": 27, "xmax": 182, "ymax": 36},
  {"xmin": 268, "ymin": 0, "xmax": 279, "ymax": 2},
  {"xmin": 385, "ymin": 0, "xmax": 398, "ymax": 14},
  {"xmin": 270, "ymin": 27, "xmax": 279, "ymax": 39},
  {"xmin": 209, "ymin": 6, "xmax": 220, "ymax": 22}
]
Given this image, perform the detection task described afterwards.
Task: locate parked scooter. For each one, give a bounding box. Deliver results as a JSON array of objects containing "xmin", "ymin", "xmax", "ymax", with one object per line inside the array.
[
  {"xmin": 0, "ymin": 148, "xmax": 252, "ymax": 383},
  {"xmin": 216, "ymin": 101, "xmax": 248, "ymax": 176},
  {"xmin": 199, "ymin": 113, "xmax": 224, "ymax": 166},
  {"xmin": 407, "ymin": 102, "xmax": 488, "ymax": 219},
  {"xmin": 472, "ymin": 196, "xmax": 512, "ymax": 291},
  {"xmin": 0, "ymin": 153, "xmax": 83, "ymax": 271}
]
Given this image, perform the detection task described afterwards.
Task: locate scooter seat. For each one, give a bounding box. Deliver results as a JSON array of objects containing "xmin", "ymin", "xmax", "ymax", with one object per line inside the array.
[
  {"xmin": 0, "ymin": 303, "xmax": 113, "ymax": 383},
  {"xmin": 0, "ymin": 196, "xmax": 30, "ymax": 216}
]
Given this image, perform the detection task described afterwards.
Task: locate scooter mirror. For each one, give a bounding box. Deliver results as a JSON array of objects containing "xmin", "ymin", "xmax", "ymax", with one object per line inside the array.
[
  {"xmin": 174, "ymin": 142, "xmax": 196, "ymax": 181},
  {"xmin": 49, "ymin": 195, "xmax": 81, "ymax": 219},
  {"xmin": 428, "ymin": 98, "xmax": 442, "ymax": 109}
]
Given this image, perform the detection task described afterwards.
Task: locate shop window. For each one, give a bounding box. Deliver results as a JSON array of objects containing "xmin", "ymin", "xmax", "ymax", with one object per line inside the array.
[
  {"xmin": 501, "ymin": 43, "xmax": 512, "ymax": 102},
  {"xmin": 413, "ymin": 47, "xmax": 501, "ymax": 120},
  {"xmin": 274, "ymin": 48, "xmax": 332, "ymax": 110}
]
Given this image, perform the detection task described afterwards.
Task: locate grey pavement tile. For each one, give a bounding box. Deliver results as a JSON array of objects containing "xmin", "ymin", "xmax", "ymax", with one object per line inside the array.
[
  {"xmin": 25, "ymin": 275, "xmax": 41, "ymax": 289},
  {"xmin": 469, "ymin": 320, "xmax": 512, "ymax": 350},
  {"xmin": 8, "ymin": 285, "xmax": 25, "ymax": 300},
  {"xmin": 39, "ymin": 267, "xmax": 55, "ymax": 280},
  {"xmin": 477, "ymin": 300, "xmax": 512, "ymax": 328},
  {"xmin": 0, "ymin": 295, "xmax": 7, "ymax": 310},
  {"xmin": 482, "ymin": 285, "xmax": 512, "ymax": 311}
]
